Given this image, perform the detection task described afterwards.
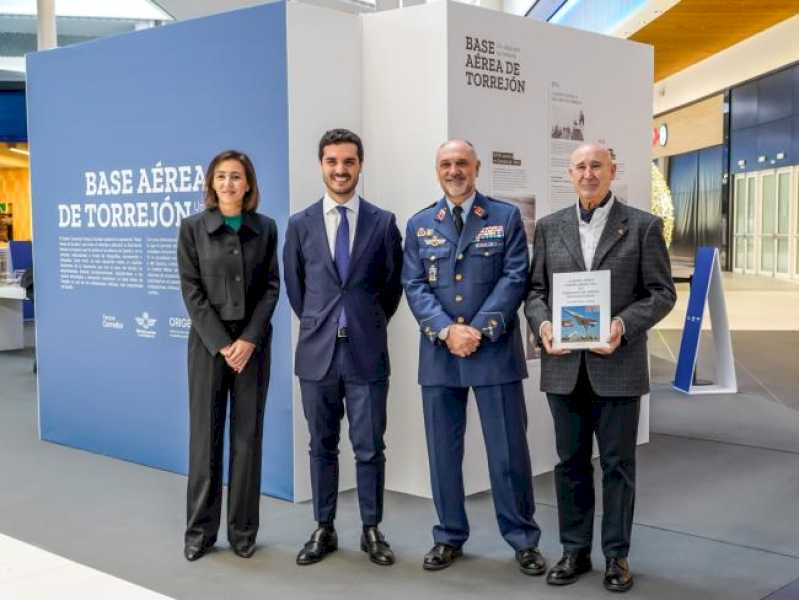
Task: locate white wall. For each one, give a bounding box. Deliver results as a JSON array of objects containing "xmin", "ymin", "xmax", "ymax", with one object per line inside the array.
[
  {"xmin": 653, "ymin": 13, "xmax": 799, "ymax": 115},
  {"xmin": 361, "ymin": 1, "xmax": 449, "ymax": 496},
  {"xmin": 287, "ymin": 1, "xmax": 362, "ymax": 501},
  {"xmin": 288, "ymin": 0, "xmax": 655, "ymax": 501},
  {"xmin": 446, "ymin": 1, "xmax": 652, "ymax": 484}
]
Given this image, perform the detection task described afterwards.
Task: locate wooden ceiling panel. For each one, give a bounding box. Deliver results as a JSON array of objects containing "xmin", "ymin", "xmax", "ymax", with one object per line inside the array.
[{"xmin": 630, "ymin": 0, "xmax": 799, "ymax": 81}]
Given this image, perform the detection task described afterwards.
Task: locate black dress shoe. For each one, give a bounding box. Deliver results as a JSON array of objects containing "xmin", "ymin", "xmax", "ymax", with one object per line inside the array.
[
  {"xmin": 516, "ymin": 547, "xmax": 546, "ymax": 576},
  {"xmin": 296, "ymin": 525, "xmax": 338, "ymax": 565},
  {"xmin": 231, "ymin": 539, "xmax": 256, "ymax": 558},
  {"xmin": 546, "ymin": 552, "xmax": 592, "ymax": 586},
  {"xmin": 361, "ymin": 526, "xmax": 395, "ymax": 566},
  {"xmin": 422, "ymin": 543, "xmax": 462, "ymax": 571},
  {"xmin": 184, "ymin": 540, "xmax": 214, "ymax": 562},
  {"xmin": 604, "ymin": 557, "xmax": 633, "ymax": 592}
]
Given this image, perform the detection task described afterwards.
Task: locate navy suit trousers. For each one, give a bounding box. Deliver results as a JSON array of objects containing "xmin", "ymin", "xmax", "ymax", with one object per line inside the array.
[
  {"xmin": 422, "ymin": 382, "xmax": 541, "ymax": 551},
  {"xmin": 300, "ymin": 340, "xmax": 388, "ymax": 526}
]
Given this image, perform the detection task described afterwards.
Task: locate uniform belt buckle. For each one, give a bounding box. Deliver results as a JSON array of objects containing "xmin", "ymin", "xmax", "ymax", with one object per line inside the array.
[{"xmin": 337, "ymin": 327, "xmax": 348, "ymax": 339}]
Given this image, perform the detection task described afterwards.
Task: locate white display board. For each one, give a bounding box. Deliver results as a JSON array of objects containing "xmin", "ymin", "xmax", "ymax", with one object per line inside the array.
[
  {"xmin": 362, "ymin": 1, "xmax": 654, "ymax": 497},
  {"xmin": 286, "ymin": 2, "xmax": 363, "ymax": 501}
]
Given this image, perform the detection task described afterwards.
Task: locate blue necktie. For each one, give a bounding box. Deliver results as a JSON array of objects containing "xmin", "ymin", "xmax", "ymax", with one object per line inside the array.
[{"xmin": 334, "ymin": 205, "xmax": 350, "ymax": 329}]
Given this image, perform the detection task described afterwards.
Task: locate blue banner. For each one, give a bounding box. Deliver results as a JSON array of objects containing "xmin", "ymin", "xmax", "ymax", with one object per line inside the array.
[
  {"xmin": 27, "ymin": 3, "xmax": 294, "ymax": 499},
  {"xmin": 673, "ymin": 246, "xmax": 715, "ymax": 392}
]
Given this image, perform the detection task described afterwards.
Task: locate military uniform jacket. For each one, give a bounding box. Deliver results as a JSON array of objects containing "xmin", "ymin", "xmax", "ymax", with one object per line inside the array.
[
  {"xmin": 403, "ymin": 192, "xmax": 529, "ymax": 387},
  {"xmin": 524, "ymin": 199, "xmax": 676, "ymax": 396},
  {"xmin": 178, "ymin": 208, "xmax": 280, "ymax": 356}
]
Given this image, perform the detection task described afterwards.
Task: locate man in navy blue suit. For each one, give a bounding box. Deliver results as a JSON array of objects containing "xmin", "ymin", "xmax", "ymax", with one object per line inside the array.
[
  {"xmin": 283, "ymin": 129, "xmax": 403, "ymax": 567},
  {"xmin": 403, "ymin": 140, "xmax": 545, "ymax": 575}
]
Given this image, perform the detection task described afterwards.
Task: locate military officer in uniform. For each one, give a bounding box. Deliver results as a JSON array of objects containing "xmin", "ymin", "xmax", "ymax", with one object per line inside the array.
[{"xmin": 402, "ymin": 139, "xmax": 545, "ymax": 575}]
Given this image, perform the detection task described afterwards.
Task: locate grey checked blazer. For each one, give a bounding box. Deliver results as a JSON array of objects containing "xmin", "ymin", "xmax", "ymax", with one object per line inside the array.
[{"xmin": 525, "ymin": 198, "xmax": 676, "ymax": 396}]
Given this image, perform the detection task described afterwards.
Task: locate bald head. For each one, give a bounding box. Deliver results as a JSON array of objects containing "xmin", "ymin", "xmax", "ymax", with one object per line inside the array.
[
  {"xmin": 568, "ymin": 143, "xmax": 616, "ymax": 209},
  {"xmin": 569, "ymin": 143, "xmax": 613, "ymax": 166},
  {"xmin": 436, "ymin": 139, "xmax": 481, "ymax": 204}
]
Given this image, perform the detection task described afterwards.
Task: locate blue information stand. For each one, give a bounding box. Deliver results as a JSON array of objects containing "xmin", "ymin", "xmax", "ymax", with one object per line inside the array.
[{"xmin": 673, "ymin": 246, "xmax": 737, "ymax": 394}]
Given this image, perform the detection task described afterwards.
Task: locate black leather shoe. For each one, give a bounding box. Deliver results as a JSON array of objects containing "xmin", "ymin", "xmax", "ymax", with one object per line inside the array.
[
  {"xmin": 546, "ymin": 552, "xmax": 592, "ymax": 586},
  {"xmin": 360, "ymin": 526, "xmax": 395, "ymax": 566},
  {"xmin": 231, "ymin": 539, "xmax": 256, "ymax": 559},
  {"xmin": 604, "ymin": 557, "xmax": 633, "ymax": 592},
  {"xmin": 422, "ymin": 543, "xmax": 462, "ymax": 571},
  {"xmin": 516, "ymin": 547, "xmax": 546, "ymax": 576},
  {"xmin": 184, "ymin": 539, "xmax": 214, "ymax": 562},
  {"xmin": 296, "ymin": 526, "xmax": 338, "ymax": 565}
]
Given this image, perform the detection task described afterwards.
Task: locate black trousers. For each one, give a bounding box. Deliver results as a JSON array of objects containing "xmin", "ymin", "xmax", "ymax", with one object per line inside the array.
[
  {"xmin": 546, "ymin": 358, "xmax": 640, "ymax": 558},
  {"xmin": 185, "ymin": 323, "xmax": 270, "ymax": 547}
]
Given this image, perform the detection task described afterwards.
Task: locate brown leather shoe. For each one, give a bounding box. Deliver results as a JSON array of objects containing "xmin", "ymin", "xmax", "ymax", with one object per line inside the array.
[
  {"xmin": 604, "ymin": 557, "xmax": 634, "ymax": 592},
  {"xmin": 422, "ymin": 543, "xmax": 462, "ymax": 571},
  {"xmin": 546, "ymin": 552, "xmax": 592, "ymax": 585}
]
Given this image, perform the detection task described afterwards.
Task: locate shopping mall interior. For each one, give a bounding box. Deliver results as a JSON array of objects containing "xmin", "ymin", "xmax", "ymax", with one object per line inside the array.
[{"xmin": 1, "ymin": 1, "xmax": 798, "ymax": 598}]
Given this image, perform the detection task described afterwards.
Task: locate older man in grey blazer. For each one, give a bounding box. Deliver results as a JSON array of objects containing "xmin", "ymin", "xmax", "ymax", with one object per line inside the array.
[{"xmin": 525, "ymin": 143, "xmax": 675, "ymax": 593}]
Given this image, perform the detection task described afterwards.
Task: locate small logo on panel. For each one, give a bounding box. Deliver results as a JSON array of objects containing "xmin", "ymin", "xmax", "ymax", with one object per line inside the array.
[
  {"xmin": 168, "ymin": 316, "xmax": 191, "ymax": 340},
  {"xmin": 134, "ymin": 312, "xmax": 157, "ymax": 339},
  {"xmin": 101, "ymin": 314, "xmax": 124, "ymax": 330}
]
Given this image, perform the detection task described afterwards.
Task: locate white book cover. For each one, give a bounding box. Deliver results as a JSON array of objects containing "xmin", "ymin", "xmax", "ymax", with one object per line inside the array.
[{"xmin": 553, "ymin": 270, "xmax": 611, "ymax": 350}]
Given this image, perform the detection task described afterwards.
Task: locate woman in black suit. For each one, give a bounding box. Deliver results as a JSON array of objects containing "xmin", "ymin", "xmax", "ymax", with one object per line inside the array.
[{"xmin": 178, "ymin": 150, "xmax": 279, "ymax": 561}]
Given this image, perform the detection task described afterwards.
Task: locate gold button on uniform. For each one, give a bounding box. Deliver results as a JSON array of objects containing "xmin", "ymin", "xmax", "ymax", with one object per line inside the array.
[
  {"xmin": 455, "ymin": 295, "xmax": 463, "ymax": 303},
  {"xmin": 429, "ymin": 255, "xmax": 437, "ymax": 262},
  {"xmin": 455, "ymin": 273, "xmax": 463, "ymax": 281},
  {"xmin": 457, "ymin": 253, "xmax": 464, "ymax": 260},
  {"xmin": 456, "ymin": 316, "xmax": 465, "ymax": 324}
]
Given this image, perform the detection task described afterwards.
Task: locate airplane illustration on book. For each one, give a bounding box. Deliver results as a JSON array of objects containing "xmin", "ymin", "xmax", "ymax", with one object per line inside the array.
[{"xmin": 562, "ymin": 307, "xmax": 598, "ymax": 336}]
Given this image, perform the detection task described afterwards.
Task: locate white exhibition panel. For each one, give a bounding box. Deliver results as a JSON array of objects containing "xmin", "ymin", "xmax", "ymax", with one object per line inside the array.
[
  {"xmin": 282, "ymin": 0, "xmax": 654, "ymax": 500},
  {"xmin": 445, "ymin": 1, "xmax": 654, "ymax": 480},
  {"xmin": 361, "ymin": 1, "xmax": 450, "ymax": 498},
  {"xmin": 359, "ymin": 1, "xmax": 654, "ymax": 498},
  {"xmin": 286, "ymin": 2, "xmax": 362, "ymax": 502}
]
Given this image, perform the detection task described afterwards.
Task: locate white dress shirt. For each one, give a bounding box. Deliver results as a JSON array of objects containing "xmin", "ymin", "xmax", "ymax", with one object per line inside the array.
[
  {"xmin": 323, "ymin": 193, "xmax": 359, "ymax": 257},
  {"xmin": 540, "ymin": 194, "xmax": 624, "ymax": 338},
  {"xmin": 577, "ymin": 195, "xmax": 615, "ymax": 270}
]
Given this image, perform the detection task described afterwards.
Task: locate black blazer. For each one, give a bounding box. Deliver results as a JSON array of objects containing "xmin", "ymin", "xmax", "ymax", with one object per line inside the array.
[
  {"xmin": 283, "ymin": 198, "xmax": 403, "ymax": 381},
  {"xmin": 178, "ymin": 208, "xmax": 280, "ymax": 356}
]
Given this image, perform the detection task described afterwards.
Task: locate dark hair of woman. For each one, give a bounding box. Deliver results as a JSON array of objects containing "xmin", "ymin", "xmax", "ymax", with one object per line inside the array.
[{"xmin": 203, "ymin": 150, "xmax": 260, "ymax": 212}]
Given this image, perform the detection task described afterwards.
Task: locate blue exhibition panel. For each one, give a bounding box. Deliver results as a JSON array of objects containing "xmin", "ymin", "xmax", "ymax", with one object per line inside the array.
[
  {"xmin": 673, "ymin": 246, "xmax": 715, "ymax": 392},
  {"xmin": 26, "ymin": 4, "xmax": 294, "ymax": 500}
]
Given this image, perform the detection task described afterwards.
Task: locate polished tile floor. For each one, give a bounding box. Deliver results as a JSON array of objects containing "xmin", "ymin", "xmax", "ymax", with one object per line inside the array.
[{"xmin": 1, "ymin": 272, "xmax": 798, "ymax": 599}]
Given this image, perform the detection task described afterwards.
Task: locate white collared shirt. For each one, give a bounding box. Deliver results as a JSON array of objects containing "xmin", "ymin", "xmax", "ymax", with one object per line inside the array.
[
  {"xmin": 539, "ymin": 194, "xmax": 624, "ymax": 339},
  {"xmin": 323, "ymin": 193, "xmax": 359, "ymax": 256},
  {"xmin": 576, "ymin": 195, "xmax": 615, "ymax": 270},
  {"xmin": 446, "ymin": 192, "xmax": 476, "ymax": 230}
]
